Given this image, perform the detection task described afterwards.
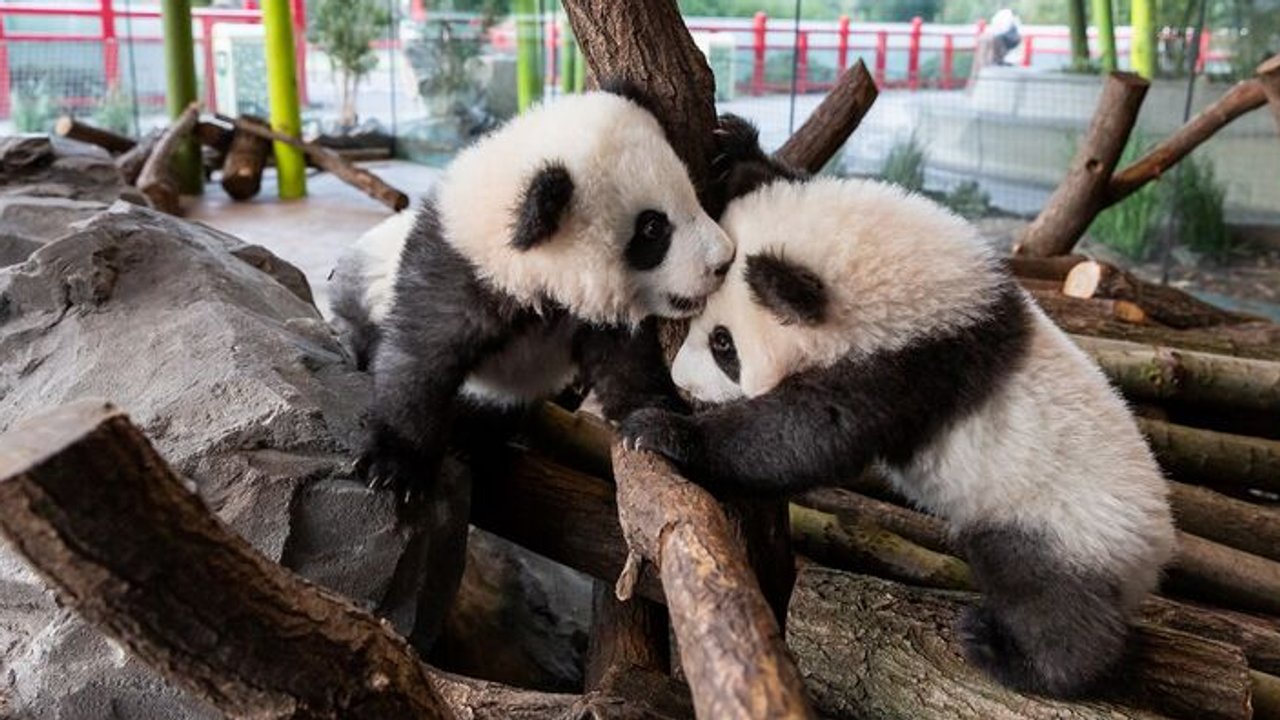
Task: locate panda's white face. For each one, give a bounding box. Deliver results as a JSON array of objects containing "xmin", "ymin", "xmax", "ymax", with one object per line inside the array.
[
  {"xmin": 673, "ymin": 177, "xmax": 1003, "ymax": 402},
  {"xmin": 438, "ymin": 92, "xmax": 734, "ymax": 326}
]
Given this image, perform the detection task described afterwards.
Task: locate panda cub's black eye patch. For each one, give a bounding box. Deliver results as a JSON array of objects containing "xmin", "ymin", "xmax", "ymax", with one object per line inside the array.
[
  {"xmin": 626, "ymin": 209, "xmax": 673, "ymax": 271},
  {"xmin": 710, "ymin": 325, "xmax": 740, "ymax": 382}
]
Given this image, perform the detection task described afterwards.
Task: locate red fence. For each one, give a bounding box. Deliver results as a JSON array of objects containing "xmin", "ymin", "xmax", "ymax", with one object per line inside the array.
[{"xmin": 0, "ymin": 0, "xmax": 307, "ymax": 119}]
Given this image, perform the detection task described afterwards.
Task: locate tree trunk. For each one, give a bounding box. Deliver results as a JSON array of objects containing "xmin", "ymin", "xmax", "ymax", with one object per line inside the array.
[
  {"xmin": 1006, "ymin": 253, "xmax": 1089, "ymax": 281},
  {"xmin": 137, "ymin": 102, "xmax": 201, "ymax": 214},
  {"xmin": 789, "ymin": 567, "xmax": 1254, "ymax": 720},
  {"xmin": 1071, "ymin": 335, "xmax": 1280, "ymax": 414},
  {"xmin": 1063, "ymin": 260, "xmax": 1262, "ymax": 328},
  {"xmin": 1015, "ymin": 72, "xmax": 1149, "ymax": 257}
]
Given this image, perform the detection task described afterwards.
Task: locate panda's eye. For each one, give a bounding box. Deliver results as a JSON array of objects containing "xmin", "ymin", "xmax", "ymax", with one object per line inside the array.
[
  {"xmin": 709, "ymin": 325, "xmax": 740, "ymax": 382},
  {"xmin": 626, "ymin": 210, "xmax": 673, "ymax": 271}
]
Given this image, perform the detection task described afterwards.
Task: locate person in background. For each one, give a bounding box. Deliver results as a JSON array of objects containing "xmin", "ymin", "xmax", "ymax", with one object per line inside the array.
[{"xmin": 990, "ymin": 8, "xmax": 1023, "ymax": 65}]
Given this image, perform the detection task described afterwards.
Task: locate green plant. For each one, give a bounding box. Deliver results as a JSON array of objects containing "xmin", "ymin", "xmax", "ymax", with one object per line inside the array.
[
  {"xmin": 93, "ymin": 86, "xmax": 136, "ymax": 136},
  {"xmin": 1088, "ymin": 130, "xmax": 1231, "ymax": 261},
  {"xmin": 879, "ymin": 134, "xmax": 926, "ymax": 192},
  {"xmin": 11, "ymin": 80, "xmax": 56, "ymax": 133},
  {"xmin": 307, "ymin": 0, "xmax": 392, "ymax": 128},
  {"xmin": 942, "ymin": 179, "xmax": 992, "ymax": 219}
]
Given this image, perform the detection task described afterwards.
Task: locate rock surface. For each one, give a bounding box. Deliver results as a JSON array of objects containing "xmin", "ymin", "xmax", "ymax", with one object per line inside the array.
[{"xmin": 0, "ymin": 201, "xmax": 463, "ymax": 719}]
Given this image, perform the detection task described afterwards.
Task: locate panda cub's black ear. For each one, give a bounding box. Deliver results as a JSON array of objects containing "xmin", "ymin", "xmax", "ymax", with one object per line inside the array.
[
  {"xmin": 511, "ymin": 162, "xmax": 575, "ymax": 250},
  {"xmin": 744, "ymin": 251, "xmax": 827, "ymax": 326}
]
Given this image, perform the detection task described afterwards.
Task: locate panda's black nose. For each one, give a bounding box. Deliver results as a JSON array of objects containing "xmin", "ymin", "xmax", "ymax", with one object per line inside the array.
[{"xmin": 714, "ymin": 260, "xmax": 732, "ymax": 277}]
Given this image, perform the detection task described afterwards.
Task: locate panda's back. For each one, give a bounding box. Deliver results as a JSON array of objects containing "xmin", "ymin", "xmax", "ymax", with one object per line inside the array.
[{"xmin": 884, "ymin": 296, "xmax": 1175, "ymax": 600}]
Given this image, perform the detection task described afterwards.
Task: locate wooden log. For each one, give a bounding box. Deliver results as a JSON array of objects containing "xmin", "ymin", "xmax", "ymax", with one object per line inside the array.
[
  {"xmin": 585, "ymin": 582, "xmax": 670, "ymax": 688},
  {"xmin": 194, "ymin": 118, "xmax": 236, "ymax": 153},
  {"xmin": 0, "ymin": 399, "xmax": 453, "ymax": 718},
  {"xmin": 775, "ymin": 60, "xmax": 878, "ymax": 173},
  {"xmin": 789, "ymin": 504, "xmax": 970, "ymax": 591},
  {"xmin": 799, "ymin": 487, "xmax": 952, "ymax": 555},
  {"xmin": 54, "ymin": 115, "xmax": 136, "ymax": 154},
  {"xmin": 1169, "ymin": 482, "xmax": 1280, "ymax": 563},
  {"xmin": 789, "ymin": 567, "xmax": 1254, "ymax": 720},
  {"xmin": 220, "ymin": 115, "xmax": 272, "ymax": 201},
  {"xmin": 611, "ymin": 446, "xmax": 813, "ymax": 719},
  {"xmin": 115, "ymin": 128, "xmax": 163, "ymax": 186},
  {"xmin": 1049, "ymin": 313, "xmax": 1280, "ymax": 362},
  {"xmin": 1018, "ymin": 277, "xmax": 1068, "ymax": 294},
  {"xmin": 1138, "ymin": 417, "xmax": 1280, "ymax": 493},
  {"xmin": 1006, "ymin": 253, "xmax": 1089, "ymax": 281},
  {"xmin": 1015, "ymin": 72, "xmax": 1149, "ymax": 258},
  {"xmin": 1141, "ymin": 595, "xmax": 1280, "ymax": 675},
  {"xmin": 1063, "ymin": 260, "xmax": 1260, "ymax": 328},
  {"xmin": 1030, "ymin": 288, "xmax": 1151, "ymax": 324},
  {"xmin": 1167, "ymin": 532, "xmax": 1280, "ymax": 617},
  {"xmin": 214, "ymin": 113, "xmax": 410, "ymax": 211},
  {"xmin": 1071, "ymin": 335, "xmax": 1280, "ymax": 414},
  {"xmin": 137, "ymin": 102, "xmax": 201, "ymax": 214},
  {"xmin": 1260, "ymin": 54, "xmax": 1280, "ymax": 134},
  {"xmin": 1107, "ymin": 79, "xmax": 1267, "ymax": 205}
]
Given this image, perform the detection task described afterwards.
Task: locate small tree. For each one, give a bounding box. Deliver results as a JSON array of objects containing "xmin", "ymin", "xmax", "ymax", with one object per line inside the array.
[{"xmin": 308, "ymin": 0, "xmax": 392, "ymax": 128}]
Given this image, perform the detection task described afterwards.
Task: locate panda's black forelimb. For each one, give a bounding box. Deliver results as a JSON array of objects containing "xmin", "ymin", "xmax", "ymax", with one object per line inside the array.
[{"xmin": 577, "ymin": 318, "xmax": 690, "ymax": 421}]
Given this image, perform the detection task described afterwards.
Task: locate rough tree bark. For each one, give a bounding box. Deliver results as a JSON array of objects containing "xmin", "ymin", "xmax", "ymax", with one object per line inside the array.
[
  {"xmin": 1260, "ymin": 55, "xmax": 1280, "ymax": 133},
  {"xmin": 1167, "ymin": 532, "xmax": 1280, "ymax": 617},
  {"xmin": 116, "ymin": 128, "xmax": 164, "ymax": 186},
  {"xmin": 1048, "ymin": 313, "xmax": 1280, "ymax": 362},
  {"xmin": 611, "ymin": 447, "xmax": 813, "ymax": 719},
  {"xmin": 1071, "ymin": 335, "xmax": 1280, "ymax": 414},
  {"xmin": 1030, "ymin": 289, "xmax": 1150, "ymax": 324},
  {"xmin": 1007, "ymin": 253, "xmax": 1090, "ymax": 281},
  {"xmin": 1063, "ymin": 260, "xmax": 1262, "ymax": 328},
  {"xmin": 1137, "ymin": 417, "xmax": 1280, "ymax": 493},
  {"xmin": 775, "ymin": 61, "xmax": 878, "ymax": 173},
  {"xmin": 1015, "ymin": 72, "xmax": 1149, "ymax": 257},
  {"xmin": 137, "ymin": 102, "xmax": 201, "ymax": 214},
  {"xmin": 1167, "ymin": 482, "xmax": 1280, "ymax": 563},
  {"xmin": 54, "ymin": 115, "xmax": 137, "ymax": 154}
]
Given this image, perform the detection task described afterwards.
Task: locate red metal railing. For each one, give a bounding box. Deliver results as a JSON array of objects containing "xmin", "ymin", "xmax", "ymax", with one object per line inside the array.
[{"xmin": 0, "ymin": 0, "xmax": 307, "ymax": 119}]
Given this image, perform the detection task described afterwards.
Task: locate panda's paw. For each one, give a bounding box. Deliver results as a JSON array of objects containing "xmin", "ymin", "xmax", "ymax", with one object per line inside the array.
[
  {"xmin": 619, "ymin": 408, "xmax": 700, "ymax": 468},
  {"xmin": 354, "ymin": 431, "xmax": 436, "ymax": 506}
]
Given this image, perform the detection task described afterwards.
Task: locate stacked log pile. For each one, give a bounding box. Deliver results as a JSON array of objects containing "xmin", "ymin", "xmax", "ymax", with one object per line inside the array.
[
  {"xmin": 54, "ymin": 107, "xmax": 408, "ymax": 214},
  {"xmin": 3, "ymin": 3, "xmax": 1279, "ymax": 719}
]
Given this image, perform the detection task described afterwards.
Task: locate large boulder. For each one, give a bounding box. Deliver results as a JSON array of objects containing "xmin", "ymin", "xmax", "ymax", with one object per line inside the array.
[
  {"xmin": 0, "ymin": 202, "xmax": 466, "ymax": 719},
  {"xmin": 0, "ymin": 135, "xmax": 139, "ymax": 205}
]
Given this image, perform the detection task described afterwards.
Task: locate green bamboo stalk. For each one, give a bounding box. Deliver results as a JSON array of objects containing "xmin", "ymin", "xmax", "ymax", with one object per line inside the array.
[
  {"xmin": 515, "ymin": 0, "xmax": 542, "ymax": 111},
  {"xmin": 559, "ymin": 22, "xmax": 576, "ymax": 95},
  {"xmin": 1067, "ymin": 0, "xmax": 1090, "ymax": 70},
  {"xmin": 262, "ymin": 0, "xmax": 306, "ymax": 199},
  {"xmin": 160, "ymin": 0, "xmax": 202, "ymax": 194},
  {"xmin": 1130, "ymin": 0, "xmax": 1157, "ymax": 79},
  {"xmin": 1092, "ymin": 0, "xmax": 1118, "ymax": 72},
  {"xmin": 573, "ymin": 41, "xmax": 586, "ymax": 93}
]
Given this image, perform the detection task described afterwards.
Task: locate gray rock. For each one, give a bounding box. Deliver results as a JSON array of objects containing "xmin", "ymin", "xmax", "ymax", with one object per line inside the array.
[
  {"xmin": 0, "ymin": 136, "xmax": 133, "ymax": 205},
  {"xmin": 0, "ymin": 202, "xmax": 463, "ymax": 718},
  {"xmin": 0, "ymin": 196, "xmax": 109, "ymax": 267}
]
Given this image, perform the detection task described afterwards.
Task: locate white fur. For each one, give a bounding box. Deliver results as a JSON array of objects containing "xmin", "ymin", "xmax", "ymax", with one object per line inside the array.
[
  {"xmin": 677, "ymin": 177, "xmax": 1175, "ymax": 600},
  {"xmin": 347, "ymin": 208, "xmax": 418, "ymax": 324},
  {"xmin": 438, "ymin": 92, "xmax": 733, "ymax": 326}
]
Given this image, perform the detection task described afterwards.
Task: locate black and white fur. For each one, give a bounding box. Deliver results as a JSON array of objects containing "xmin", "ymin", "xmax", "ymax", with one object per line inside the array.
[
  {"xmin": 622, "ymin": 118, "xmax": 1175, "ymax": 698},
  {"xmin": 331, "ymin": 87, "xmax": 734, "ymax": 501}
]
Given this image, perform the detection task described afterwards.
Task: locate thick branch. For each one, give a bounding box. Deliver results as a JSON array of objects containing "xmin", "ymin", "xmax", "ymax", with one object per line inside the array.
[
  {"xmin": 611, "ymin": 446, "xmax": 813, "ymax": 719},
  {"xmin": 1260, "ymin": 55, "xmax": 1280, "ymax": 134},
  {"xmin": 0, "ymin": 400, "xmax": 450, "ymax": 718},
  {"xmin": 1048, "ymin": 314, "xmax": 1280, "ymax": 362},
  {"xmin": 776, "ymin": 61, "xmax": 878, "ymax": 173},
  {"xmin": 1167, "ymin": 532, "xmax": 1280, "ymax": 617},
  {"xmin": 1168, "ymin": 482, "xmax": 1280, "ymax": 564},
  {"xmin": 790, "ymin": 568, "xmax": 1254, "ymax": 720},
  {"xmin": 54, "ymin": 115, "xmax": 136, "ymax": 154},
  {"xmin": 1108, "ymin": 80, "xmax": 1267, "ymax": 204},
  {"xmin": 1030, "ymin": 289, "xmax": 1149, "ymax": 324},
  {"xmin": 116, "ymin": 128, "xmax": 163, "ymax": 186},
  {"xmin": 1015, "ymin": 72, "xmax": 1149, "ymax": 257},
  {"xmin": 1071, "ymin": 335, "xmax": 1280, "ymax": 414},
  {"xmin": 215, "ymin": 113, "xmax": 409, "ymax": 211},
  {"xmin": 1007, "ymin": 253, "xmax": 1090, "ymax": 281},
  {"xmin": 220, "ymin": 115, "xmax": 272, "ymax": 201},
  {"xmin": 138, "ymin": 102, "xmax": 201, "ymax": 214}
]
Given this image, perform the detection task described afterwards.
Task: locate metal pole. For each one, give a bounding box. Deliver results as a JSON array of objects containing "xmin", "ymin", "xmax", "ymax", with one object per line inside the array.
[
  {"xmin": 161, "ymin": 0, "xmax": 202, "ymax": 193},
  {"xmin": 262, "ymin": 0, "xmax": 306, "ymax": 199}
]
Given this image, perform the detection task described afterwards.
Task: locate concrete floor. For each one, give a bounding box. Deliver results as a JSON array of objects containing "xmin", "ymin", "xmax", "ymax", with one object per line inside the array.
[{"xmin": 187, "ymin": 161, "xmax": 440, "ymax": 316}]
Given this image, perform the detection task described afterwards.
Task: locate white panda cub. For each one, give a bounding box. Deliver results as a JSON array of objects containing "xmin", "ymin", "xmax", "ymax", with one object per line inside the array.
[
  {"xmin": 622, "ymin": 118, "xmax": 1175, "ymax": 698},
  {"xmin": 331, "ymin": 84, "xmax": 735, "ymax": 502}
]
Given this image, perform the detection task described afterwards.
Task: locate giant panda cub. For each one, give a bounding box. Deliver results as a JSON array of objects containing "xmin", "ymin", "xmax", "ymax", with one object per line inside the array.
[
  {"xmin": 331, "ymin": 86, "xmax": 734, "ymax": 501},
  {"xmin": 622, "ymin": 118, "xmax": 1176, "ymax": 698}
]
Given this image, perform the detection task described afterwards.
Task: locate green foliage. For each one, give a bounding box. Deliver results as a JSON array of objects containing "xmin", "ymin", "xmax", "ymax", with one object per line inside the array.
[
  {"xmin": 919, "ymin": 51, "xmax": 973, "ymax": 85},
  {"xmin": 407, "ymin": 21, "xmax": 485, "ymax": 101},
  {"xmin": 11, "ymin": 80, "xmax": 55, "ymax": 133},
  {"xmin": 677, "ymin": 0, "xmax": 856, "ymax": 19},
  {"xmin": 879, "ymin": 134, "xmax": 926, "ymax": 192},
  {"xmin": 854, "ymin": 0, "xmax": 940, "ymax": 21},
  {"xmin": 93, "ymin": 86, "xmax": 136, "ymax": 137},
  {"xmin": 308, "ymin": 0, "xmax": 392, "ymax": 126},
  {"xmin": 1088, "ymin": 131, "xmax": 1231, "ymax": 260},
  {"xmin": 942, "ymin": 179, "xmax": 992, "ymax": 219}
]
